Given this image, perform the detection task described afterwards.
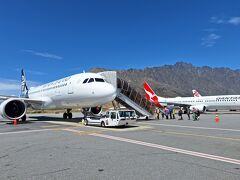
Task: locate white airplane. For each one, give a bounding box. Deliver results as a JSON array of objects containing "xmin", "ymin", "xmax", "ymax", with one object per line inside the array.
[
  {"xmin": 144, "ymin": 82, "xmax": 240, "ymax": 112},
  {"xmin": 0, "ymin": 70, "xmax": 117, "ymax": 121},
  {"xmin": 192, "ymin": 89, "xmax": 202, "ymax": 97}
]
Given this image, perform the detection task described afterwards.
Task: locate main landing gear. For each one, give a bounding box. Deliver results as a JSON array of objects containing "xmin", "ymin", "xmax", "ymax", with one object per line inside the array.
[
  {"xmin": 63, "ymin": 109, "xmax": 72, "ymax": 119},
  {"xmin": 21, "ymin": 114, "xmax": 27, "ymax": 122}
]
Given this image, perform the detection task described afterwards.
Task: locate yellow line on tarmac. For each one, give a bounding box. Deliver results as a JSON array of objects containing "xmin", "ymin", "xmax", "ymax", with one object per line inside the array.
[
  {"xmin": 151, "ymin": 129, "xmax": 240, "ymax": 142},
  {"xmin": 63, "ymin": 128, "xmax": 105, "ymax": 136}
]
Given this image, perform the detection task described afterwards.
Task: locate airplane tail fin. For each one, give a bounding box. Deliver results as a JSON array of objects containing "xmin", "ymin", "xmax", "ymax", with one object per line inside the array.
[
  {"xmin": 20, "ymin": 69, "xmax": 29, "ymax": 98},
  {"xmin": 143, "ymin": 82, "xmax": 162, "ymax": 107},
  {"xmin": 192, "ymin": 89, "xmax": 201, "ymax": 97}
]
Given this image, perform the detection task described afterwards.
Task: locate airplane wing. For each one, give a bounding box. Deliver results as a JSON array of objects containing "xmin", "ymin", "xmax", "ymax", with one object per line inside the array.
[
  {"xmin": 23, "ymin": 98, "xmax": 44, "ymax": 106},
  {"xmin": 158, "ymin": 101, "xmax": 192, "ymax": 107},
  {"xmin": 0, "ymin": 95, "xmax": 18, "ymax": 100},
  {"xmin": 0, "ymin": 96, "xmax": 44, "ymax": 106}
]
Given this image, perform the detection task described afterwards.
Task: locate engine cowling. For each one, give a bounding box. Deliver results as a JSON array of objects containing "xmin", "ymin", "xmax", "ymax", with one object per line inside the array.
[
  {"xmin": 190, "ymin": 105, "xmax": 206, "ymax": 112},
  {"xmin": 90, "ymin": 106, "xmax": 102, "ymax": 115},
  {"xmin": 0, "ymin": 98, "xmax": 26, "ymax": 120}
]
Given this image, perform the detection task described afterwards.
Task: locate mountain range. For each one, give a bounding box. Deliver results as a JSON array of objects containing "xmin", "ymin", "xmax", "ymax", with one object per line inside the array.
[{"xmin": 91, "ymin": 62, "xmax": 240, "ymax": 97}]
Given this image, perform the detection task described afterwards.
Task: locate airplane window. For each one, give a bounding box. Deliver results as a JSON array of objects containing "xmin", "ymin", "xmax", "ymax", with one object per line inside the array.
[
  {"xmin": 83, "ymin": 78, "xmax": 89, "ymax": 84},
  {"xmin": 95, "ymin": 78, "xmax": 105, "ymax": 82},
  {"xmin": 88, "ymin": 78, "xmax": 94, "ymax": 83}
]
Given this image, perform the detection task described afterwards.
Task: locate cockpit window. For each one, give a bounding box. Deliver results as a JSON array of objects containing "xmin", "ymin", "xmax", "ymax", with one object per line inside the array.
[
  {"xmin": 88, "ymin": 78, "xmax": 94, "ymax": 83},
  {"xmin": 83, "ymin": 78, "xmax": 89, "ymax": 83},
  {"xmin": 95, "ymin": 78, "xmax": 105, "ymax": 82}
]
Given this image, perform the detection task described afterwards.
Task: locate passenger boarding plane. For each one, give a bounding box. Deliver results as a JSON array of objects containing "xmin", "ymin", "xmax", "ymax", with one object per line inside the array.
[
  {"xmin": 144, "ymin": 82, "xmax": 240, "ymax": 112},
  {"xmin": 0, "ymin": 70, "xmax": 117, "ymax": 121}
]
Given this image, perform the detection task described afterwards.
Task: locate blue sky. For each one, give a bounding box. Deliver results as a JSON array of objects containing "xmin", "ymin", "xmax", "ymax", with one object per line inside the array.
[{"xmin": 0, "ymin": 0, "xmax": 240, "ymax": 95}]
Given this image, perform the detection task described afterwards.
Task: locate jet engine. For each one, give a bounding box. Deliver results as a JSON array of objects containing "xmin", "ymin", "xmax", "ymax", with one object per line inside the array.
[
  {"xmin": 190, "ymin": 105, "xmax": 206, "ymax": 112},
  {"xmin": 0, "ymin": 98, "xmax": 26, "ymax": 120},
  {"xmin": 90, "ymin": 106, "xmax": 102, "ymax": 115}
]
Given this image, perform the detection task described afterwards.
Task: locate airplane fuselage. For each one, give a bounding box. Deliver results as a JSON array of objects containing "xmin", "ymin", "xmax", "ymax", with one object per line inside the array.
[
  {"xmin": 28, "ymin": 72, "xmax": 116, "ymax": 110},
  {"xmin": 160, "ymin": 95, "xmax": 240, "ymax": 110}
]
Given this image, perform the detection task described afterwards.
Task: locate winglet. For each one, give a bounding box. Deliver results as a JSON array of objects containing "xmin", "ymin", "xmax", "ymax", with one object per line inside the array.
[{"xmin": 143, "ymin": 82, "xmax": 162, "ymax": 108}]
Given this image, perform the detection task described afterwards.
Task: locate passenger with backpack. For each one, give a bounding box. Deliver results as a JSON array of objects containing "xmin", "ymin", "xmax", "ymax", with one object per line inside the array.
[{"xmin": 178, "ymin": 108, "xmax": 183, "ymax": 120}]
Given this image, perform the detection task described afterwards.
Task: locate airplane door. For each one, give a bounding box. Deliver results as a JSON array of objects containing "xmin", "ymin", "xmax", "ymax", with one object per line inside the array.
[{"xmin": 68, "ymin": 81, "xmax": 74, "ymax": 94}]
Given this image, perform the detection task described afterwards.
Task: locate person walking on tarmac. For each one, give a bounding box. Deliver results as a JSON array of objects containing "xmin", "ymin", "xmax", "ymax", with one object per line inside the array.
[
  {"xmin": 155, "ymin": 107, "xmax": 160, "ymax": 119},
  {"xmin": 192, "ymin": 107, "xmax": 198, "ymax": 121},
  {"xmin": 164, "ymin": 107, "xmax": 169, "ymax": 119},
  {"xmin": 186, "ymin": 107, "xmax": 191, "ymax": 120},
  {"xmin": 172, "ymin": 108, "xmax": 176, "ymax": 119},
  {"xmin": 169, "ymin": 106, "xmax": 173, "ymax": 119},
  {"xmin": 196, "ymin": 109, "xmax": 200, "ymax": 120},
  {"xmin": 178, "ymin": 107, "xmax": 183, "ymax": 120},
  {"xmin": 161, "ymin": 109, "xmax": 165, "ymax": 119}
]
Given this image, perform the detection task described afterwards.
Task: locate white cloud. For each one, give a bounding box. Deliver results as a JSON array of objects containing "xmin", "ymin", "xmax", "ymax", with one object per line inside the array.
[
  {"xmin": 0, "ymin": 79, "xmax": 21, "ymax": 96},
  {"xmin": 228, "ymin": 17, "xmax": 240, "ymax": 25},
  {"xmin": 22, "ymin": 49, "xmax": 63, "ymax": 60},
  {"xmin": 203, "ymin": 28, "xmax": 217, "ymax": 32},
  {"xmin": 0, "ymin": 82, "xmax": 19, "ymax": 91},
  {"xmin": 210, "ymin": 16, "xmax": 225, "ymax": 24},
  {"xmin": 27, "ymin": 70, "xmax": 47, "ymax": 75},
  {"xmin": 0, "ymin": 78, "xmax": 41, "ymax": 96},
  {"xmin": 210, "ymin": 16, "xmax": 240, "ymax": 26},
  {"xmin": 201, "ymin": 33, "xmax": 221, "ymax": 47},
  {"xmin": 15, "ymin": 68, "xmax": 47, "ymax": 76}
]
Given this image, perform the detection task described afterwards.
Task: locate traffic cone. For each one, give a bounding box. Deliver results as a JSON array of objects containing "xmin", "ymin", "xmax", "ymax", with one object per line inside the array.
[
  {"xmin": 13, "ymin": 119, "xmax": 17, "ymax": 126},
  {"xmin": 215, "ymin": 115, "xmax": 219, "ymax": 123}
]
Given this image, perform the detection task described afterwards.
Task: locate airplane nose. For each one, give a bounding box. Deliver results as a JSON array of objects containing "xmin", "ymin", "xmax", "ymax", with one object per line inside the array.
[{"xmin": 105, "ymin": 83, "xmax": 117, "ymax": 99}]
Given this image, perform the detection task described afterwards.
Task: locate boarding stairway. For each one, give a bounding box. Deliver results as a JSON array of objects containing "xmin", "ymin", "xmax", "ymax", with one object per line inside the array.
[
  {"xmin": 98, "ymin": 71, "xmax": 156, "ymax": 118},
  {"xmin": 115, "ymin": 78, "xmax": 156, "ymax": 118}
]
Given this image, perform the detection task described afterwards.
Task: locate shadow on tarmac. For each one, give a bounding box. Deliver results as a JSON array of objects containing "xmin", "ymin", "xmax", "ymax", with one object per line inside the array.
[
  {"xmin": 29, "ymin": 116, "xmax": 83, "ymax": 123},
  {"xmin": 1, "ymin": 116, "xmax": 82, "ymax": 126},
  {"xmin": 2, "ymin": 115, "xmax": 142, "ymax": 129},
  {"xmin": 30, "ymin": 116, "xmax": 141, "ymax": 129}
]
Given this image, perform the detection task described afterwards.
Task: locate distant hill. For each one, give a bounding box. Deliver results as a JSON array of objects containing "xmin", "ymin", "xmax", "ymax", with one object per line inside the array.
[{"xmin": 91, "ymin": 62, "xmax": 240, "ymax": 97}]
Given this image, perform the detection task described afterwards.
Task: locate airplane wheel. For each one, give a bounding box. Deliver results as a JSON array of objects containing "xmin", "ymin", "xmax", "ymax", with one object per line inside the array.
[
  {"xmin": 21, "ymin": 115, "xmax": 26, "ymax": 122},
  {"xmin": 68, "ymin": 113, "xmax": 72, "ymax": 119},
  {"xmin": 63, "ymin": 113, "xmax": 68, "ymax": 119},
  {"xmin": 101, "ymin": 121, "xmax": 105, "ymax": 127}
]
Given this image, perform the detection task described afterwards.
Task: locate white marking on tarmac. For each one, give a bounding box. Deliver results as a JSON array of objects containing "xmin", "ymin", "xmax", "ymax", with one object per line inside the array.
[
  {"xmin": 151, "ymin": 129, "xmax": 240, "ymax": 142},
  {"xmin": 91, "ymin": 133, "xmax": 240, "ymax": 165},
  {"xmin": 0, "ymin": 129, "xmax": 55, "ymax": 135},
  {"xmin": 139, "ymin": 122, "xmax": 240, "ymax": 132},
  {"xmin": 42, "ymin": 121, "xmax": 83, "ymax": 126}
]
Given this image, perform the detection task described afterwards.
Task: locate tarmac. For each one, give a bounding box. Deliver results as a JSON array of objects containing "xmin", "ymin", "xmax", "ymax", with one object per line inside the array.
[{"xmin": 0, "ymin": 112, "xmax": 240, "ymax": 180}]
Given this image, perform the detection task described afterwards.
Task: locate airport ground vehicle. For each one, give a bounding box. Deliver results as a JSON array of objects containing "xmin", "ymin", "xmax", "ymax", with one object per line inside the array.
[{"xmin": 83, "ymin": 109, "xmax": 136, "ymax": 127}]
